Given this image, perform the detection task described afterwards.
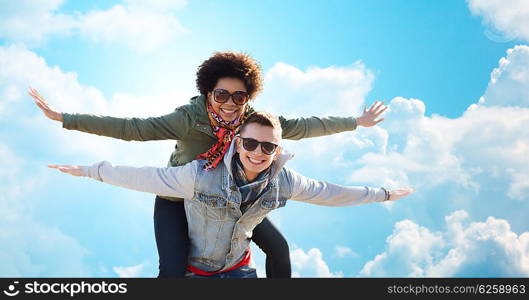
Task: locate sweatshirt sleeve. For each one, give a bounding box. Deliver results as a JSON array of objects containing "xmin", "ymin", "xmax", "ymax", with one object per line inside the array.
[
  {"xmin": 62, "ymin": 108, "xmax": 191, "ymax": 141},
  {"xmin": 284, "ymin": 168, "xmax": 386, "ymax": 206},
  {"xmin": 81, "ymin": 160, "xmax": 197, "ymax": 199},
  {"xmin": 279, "ymin": 115, "xmax": 357, "ymax": 140}
]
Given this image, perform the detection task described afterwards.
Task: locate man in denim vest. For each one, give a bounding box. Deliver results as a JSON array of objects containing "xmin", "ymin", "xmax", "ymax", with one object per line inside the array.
[{"xmin": 50, "ymin": 111, "xmax": 414, "ymax": 278}]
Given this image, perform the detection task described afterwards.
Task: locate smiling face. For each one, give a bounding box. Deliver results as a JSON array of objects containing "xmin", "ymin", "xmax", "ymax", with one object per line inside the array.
[
  {"xmin": 207, "ymin": 77, "xmax": 249, "ymax": 122},
  {"xmin": 236, "ymin": 122, "xmax": 282, "ymax": 181}
]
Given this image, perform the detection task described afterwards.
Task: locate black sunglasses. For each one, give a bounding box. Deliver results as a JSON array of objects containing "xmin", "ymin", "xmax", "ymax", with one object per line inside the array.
[
  {"xmin": 212, "ymin": 89, "xmax": 249, "ymax": 105},
  {"xmin": 240, "ymin": 137, "xmax": 279, "ymax": 155}
]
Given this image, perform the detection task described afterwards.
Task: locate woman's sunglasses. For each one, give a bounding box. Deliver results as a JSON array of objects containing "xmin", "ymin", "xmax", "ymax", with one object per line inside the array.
[
  {"xmin": 241, "ymin": 137, "xmax": 278, "ymax": 155},
  {"xmin": 212, "ymin": 89, "xmax": 249, "ymax": 105}
]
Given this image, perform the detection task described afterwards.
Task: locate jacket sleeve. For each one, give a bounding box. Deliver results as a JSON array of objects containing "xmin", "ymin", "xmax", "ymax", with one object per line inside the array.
[
  {"xmin": 62, "ymin": 108, "xmax": 191, "ymax": 141},
  {"xmin": 279, "ymin": 115, "xmax": 357, "ymax": 140},
  {"xmin": 284, "ymin": 168, "xmax": 386, "ymax": 206},
  {"xmin": 81, "ymin": 160, "xmax": 197, "ymax": 199}
]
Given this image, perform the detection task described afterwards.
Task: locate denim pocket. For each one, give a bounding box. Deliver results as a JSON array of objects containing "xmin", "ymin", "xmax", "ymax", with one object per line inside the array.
[
  {"xmin": 233, "ymin": 266, "xmax": 257, "ymax": 278},
  {"xmin": 260, "ymin": 198, "xmax": 287, "ymax": 210},
  {"xmin": 196, "ymin": 193, "xmax": 228, "ymax": 221}
]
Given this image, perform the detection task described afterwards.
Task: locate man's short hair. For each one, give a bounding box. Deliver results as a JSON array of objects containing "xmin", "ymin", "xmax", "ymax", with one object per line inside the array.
[{"xmin": 239, "ymin": 111, "xmax": 282, "ymax": 136}]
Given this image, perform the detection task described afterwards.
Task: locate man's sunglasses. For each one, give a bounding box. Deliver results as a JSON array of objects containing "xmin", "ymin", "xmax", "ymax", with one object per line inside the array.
[
  {"xmin": 212, "ymin": 89, "xmax": 249, "ymax": 105},
  {"xmin": 240, "ymin": 137, "xmax": 279, "ymax": 155}
]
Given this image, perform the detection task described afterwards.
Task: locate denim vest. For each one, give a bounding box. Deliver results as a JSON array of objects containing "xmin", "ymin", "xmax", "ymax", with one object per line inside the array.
[{"xmin": 184, "ymin": 143, "xmax": 293, "ymax": 272}]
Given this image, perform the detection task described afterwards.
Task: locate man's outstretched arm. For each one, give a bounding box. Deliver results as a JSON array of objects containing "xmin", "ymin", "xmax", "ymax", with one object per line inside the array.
[
  {"xmin": 284, "ymin": 167, "xmax": 413, "ymax": 206},
  {"xmin": 48, "ymin": 161, "xmax": 197, "ymax": 199}
]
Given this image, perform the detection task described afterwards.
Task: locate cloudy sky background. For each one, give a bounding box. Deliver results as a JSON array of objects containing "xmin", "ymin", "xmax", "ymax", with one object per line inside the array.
[{"xmin": 1, "ymin": 0, "xmax": 528, "ymax": 277}]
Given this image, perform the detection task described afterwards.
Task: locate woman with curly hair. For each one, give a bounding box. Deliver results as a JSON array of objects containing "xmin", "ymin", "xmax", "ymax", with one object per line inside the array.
[{"xmin": 29, "ymin": 51, "xmax": 387, "ymax": 278}]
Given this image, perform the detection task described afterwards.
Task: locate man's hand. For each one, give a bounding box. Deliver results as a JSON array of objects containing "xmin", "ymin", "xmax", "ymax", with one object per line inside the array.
[
  {"xmin": 356, "ymin": 101, "xmax": 388, "ymax": 127},
  {"xmin": 388, "ymin": 187, "xmax": 414, "ymax": 201},
  {"xmin": 28, "ymin": 87, "xmax": 64, "ymax": 122},
  {"xmin": 48, "ymin": 164, "xmax": 85, "ymax": 177}
]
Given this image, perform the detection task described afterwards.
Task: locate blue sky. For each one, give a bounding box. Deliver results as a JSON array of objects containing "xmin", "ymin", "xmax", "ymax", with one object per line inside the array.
[{"xmin": 1, "ymin": 0, "xmax": 529, "ymax": 277}]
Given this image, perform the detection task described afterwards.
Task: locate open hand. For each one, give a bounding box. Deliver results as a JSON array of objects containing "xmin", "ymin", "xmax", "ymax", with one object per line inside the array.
[
  {"xmin": 28, "ymin": 87, "xmax": 64, "ymax": 122},
  {"xmin": 48, "ymin": 164, "xmax": 85, "ymax": 177},
  {"xmin": 389, "ymin": 187, "xmax": 414, "ymax": 201},
  {"xmin": 356, "ymin": 101, "xmax": 388, "ymax": 127}
]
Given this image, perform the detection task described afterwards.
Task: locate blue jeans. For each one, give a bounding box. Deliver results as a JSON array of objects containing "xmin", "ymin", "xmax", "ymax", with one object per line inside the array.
[{"xmin": 185, "ymin": 266, "xmax": 258, "ymax": 278}]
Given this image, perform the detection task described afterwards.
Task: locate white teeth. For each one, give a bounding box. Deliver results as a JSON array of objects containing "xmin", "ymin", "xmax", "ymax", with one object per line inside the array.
[
  {"xmin": 221, "ymin": 108, "xmax": 236, "ymax": 113},
  {"xmin": 248, "ymin": 157, "xmax": 263, "ymax": 164}
]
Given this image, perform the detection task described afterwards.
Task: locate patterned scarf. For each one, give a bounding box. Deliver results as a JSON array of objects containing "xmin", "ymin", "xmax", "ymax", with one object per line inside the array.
[
  {"xmin": 196, "ymin": 100, "xmax": 248, "ymax": 170},
  {"xmin": 232, "ymin": 154, "xmax": 271, "ymax": 213}
]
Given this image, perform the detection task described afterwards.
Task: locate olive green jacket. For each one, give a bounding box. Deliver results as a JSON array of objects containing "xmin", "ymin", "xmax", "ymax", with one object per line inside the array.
[{"xmin": 63, "ymin": 95, "xmax": 358, "ymax": 201}]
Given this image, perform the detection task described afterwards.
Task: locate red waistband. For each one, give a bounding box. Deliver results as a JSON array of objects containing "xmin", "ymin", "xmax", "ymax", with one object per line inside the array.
[{"xmin": 186, "ymin": 250, "xmax": 251, "ymax": 276}]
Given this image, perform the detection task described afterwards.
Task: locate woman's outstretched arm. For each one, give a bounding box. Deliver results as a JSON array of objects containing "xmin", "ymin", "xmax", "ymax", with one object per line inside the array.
[
  {"xmin": 280, "ymin": 101, "xmax": 388, "ymax": 140},
  {"xmin": 29, "ymin": 87, "xmax": 191, "ymax": 141}
]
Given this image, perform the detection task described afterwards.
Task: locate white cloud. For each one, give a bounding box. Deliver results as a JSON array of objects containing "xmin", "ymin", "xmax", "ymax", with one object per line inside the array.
[
  {"xmin": 291, "ymin": 247, "xmax": 343, "ymax": 278},
  {"xmin": 258, "ymin": 62, "xmax": 473, "ymax": 192},
  {"xmin": 0, "ymin": 44, "xmax": 190, "ymax": 166},
  {"xmin": 350, "ymin": 97, "xmax": 529, "ymax": 191},
  {"xmin": 0, "ymin": 0, "xmax": 76, "ymax": 46},
  {"xmin": 252, "ymin": 243, "xmax": 347, "ymax": 278},
  {"xmin": 257, "ymin": 47, "xmax": 529, "ymax": 212},
  {"xmin": 0, "ymin": 144, "xmax": 91, "ymax": 277},
  {"xmin": 78, "ymin": 4, "xmax": 187, "ymax": 52},
  {"xmin": 124, "ymin": 0, "xmax": 187, "ymax": 11},
  {"xmin": 0, "ymin": 0, "xmax": 188, "ymax": 52},
  {"xmin": 255, "ymin": 61, "xmax": 385, "ymax": 184},
  {"xmin": 258, "ymin": 61, "xmax": 374, "ymax": 118},
  {"xmin": 0, "ymin": 44, "xmax": 193, "ymax": 277},
  {"xmin": 0, "ymin": 218, "xmax": 92, "ymax": 277},
  {"xmin": 475, "ymin": 45, "xmax": 529, "ymax": 107},
  {"xmin": 113, "ymin": 263, "xmax": 145, "ymax": 277},
  {"xmin": 334, "ymin": 245, "xmax": 359, "ymax": 259},
  {"xmin": 360, "ymin": 210, "xmax": 529, "ymax": 277},
  {"xmin": 467, "ymin": 0, "xmax": 529, "ymax": 43},
  {"xmin": 347, "ymin": 97, "xmax": 529, "ymax": 206}
]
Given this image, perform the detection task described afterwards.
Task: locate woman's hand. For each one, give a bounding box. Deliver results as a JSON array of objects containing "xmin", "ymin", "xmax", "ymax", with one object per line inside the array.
[
  {"xmin": 28, "ymin": 87, "xmax": 64, "ymax": 122},
  {"xmin": 356, "ymin": 101, "xmax": 388, "ymax": 127},
  {"xmin": 389, "ymin": 187, "xmax": 415, "ymax": 201},
  {"xmin": 48, "ymin": 164, "xmax": 84, "ymax": 177}
]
